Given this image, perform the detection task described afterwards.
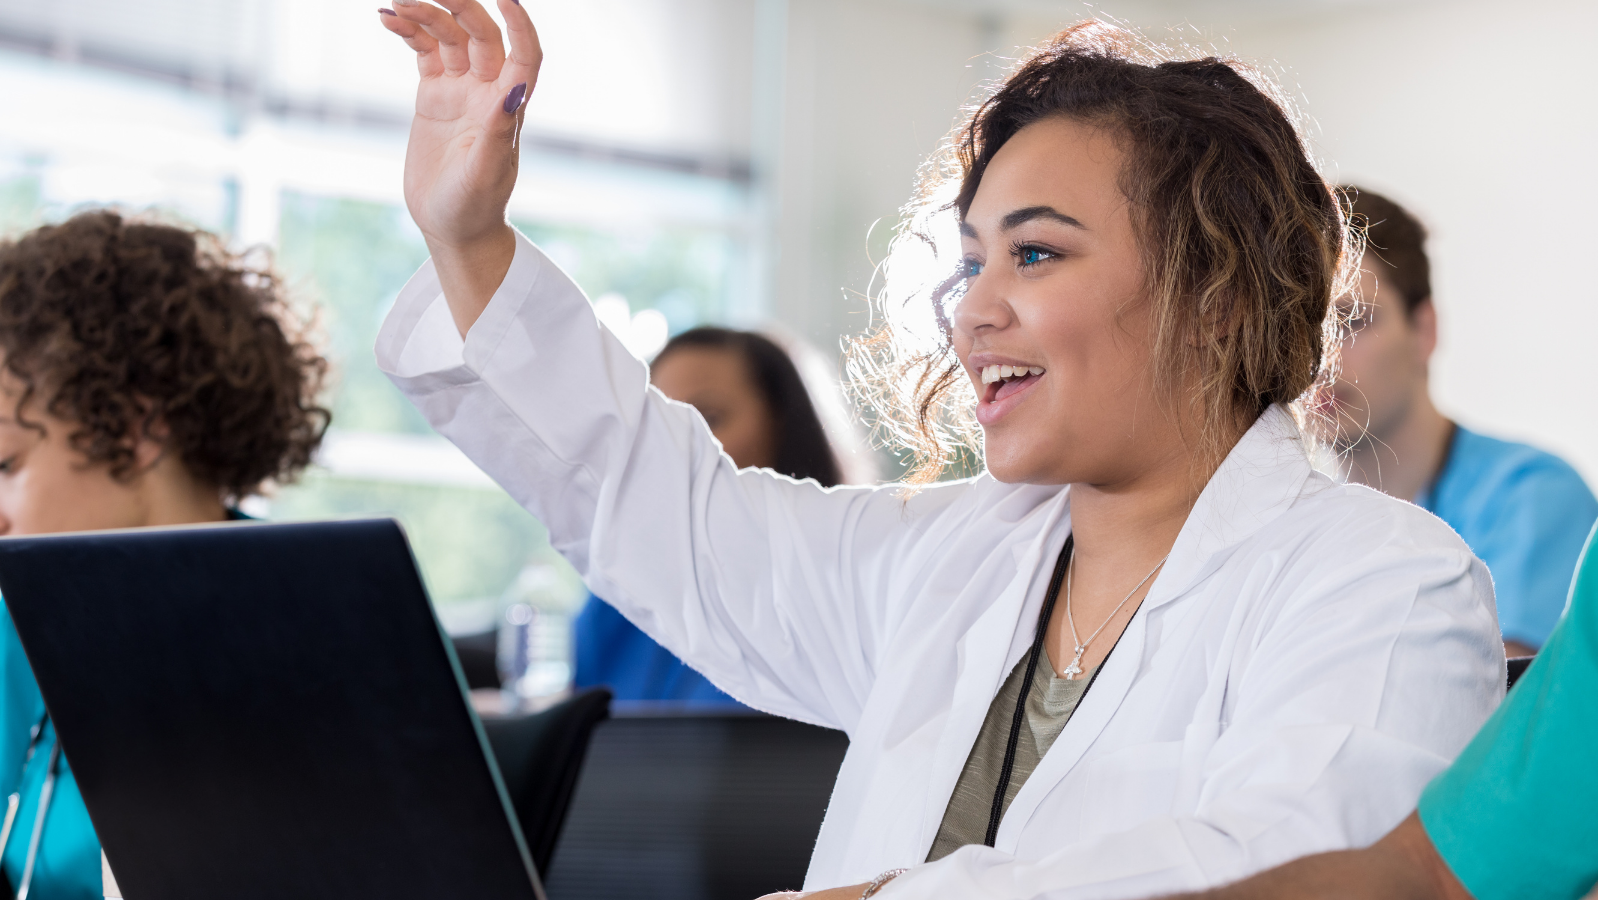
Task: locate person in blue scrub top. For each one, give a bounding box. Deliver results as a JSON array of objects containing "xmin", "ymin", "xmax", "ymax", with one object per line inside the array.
[
  {"xmin": 572, "ymin": 328, "xmax": 844, "ymax": 706},
  {"xmin": 1327, "ymin": 187, "xmax": 1596, "ymax": 656},
  {"xmin": 0, "ymin": 210, "xmax": 330, "ymax": 899}
]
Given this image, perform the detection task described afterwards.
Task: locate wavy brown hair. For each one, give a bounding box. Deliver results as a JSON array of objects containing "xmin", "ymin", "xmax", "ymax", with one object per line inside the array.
[
  {"xmin": 0, "ymin": 210, "xmax": 331, "ymax": 499},
  {"xmin": 851, "ymin": 21, "xmax": 1359, "ymax": 483}
]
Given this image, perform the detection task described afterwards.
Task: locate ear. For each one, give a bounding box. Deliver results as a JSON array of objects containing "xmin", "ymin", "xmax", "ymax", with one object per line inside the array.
[{"xmin": 1409, "ymin": 297, "xmax": 1438, "ymax": 365}]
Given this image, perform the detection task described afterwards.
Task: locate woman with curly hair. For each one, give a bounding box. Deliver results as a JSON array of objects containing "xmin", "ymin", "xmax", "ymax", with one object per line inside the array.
[
  {"xmin": 0, "ymin": 210, "xmax": 329, "ymax": 898},
  {"xmin": 375, "ymin": 6, "xmax": 1501, "ymax": 898}
]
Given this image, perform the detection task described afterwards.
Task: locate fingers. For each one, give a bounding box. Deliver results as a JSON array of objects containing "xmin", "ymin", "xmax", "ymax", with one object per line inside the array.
[
  {"xmin": 496, "ymin": 0, "xmax": 543, "ymax": 92},
  {"xmin": 377, "ymin": 9, "xmax": 444, "ymax": 79},
  {"xmin": 431, "ymin": 0, "xmax": 506, "ymax": 81},
  {"xmin": 391, "ymin": 0, "xmax": 472, "ymax": 77}
]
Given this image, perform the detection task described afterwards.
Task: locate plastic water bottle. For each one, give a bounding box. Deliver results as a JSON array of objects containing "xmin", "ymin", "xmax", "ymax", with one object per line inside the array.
[{"xmin": 495, "ymin": 564, "xmax": 577, "ymax": 707}]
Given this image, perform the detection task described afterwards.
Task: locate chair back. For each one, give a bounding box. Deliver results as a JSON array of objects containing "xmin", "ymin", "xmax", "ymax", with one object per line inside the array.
[
  {"xmin": 451, "ymin": 629, "xmax": 502, "ymax": 690},
  {"xmin": 544, "ymin": 711, "xmax": 849, "ymax": 900},
  {"xmin": 1507, "ymin": 655, "xmax": 1535, "ymax": 690},
  {"xmin": 481, "ymin": 687, "xmax": 614, "ymax": 873}
]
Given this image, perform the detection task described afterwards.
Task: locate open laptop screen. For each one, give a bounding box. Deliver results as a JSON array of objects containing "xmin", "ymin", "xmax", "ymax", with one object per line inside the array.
[{"xmin": 0, "ymin": 518, "xmax": 543, "ymax": 900}]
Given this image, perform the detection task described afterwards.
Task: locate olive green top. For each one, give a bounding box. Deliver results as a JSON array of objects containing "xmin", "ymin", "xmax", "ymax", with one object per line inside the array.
[{"xmin": 926, "ymin": 650, "xmax": 1097, "ymax": 862}]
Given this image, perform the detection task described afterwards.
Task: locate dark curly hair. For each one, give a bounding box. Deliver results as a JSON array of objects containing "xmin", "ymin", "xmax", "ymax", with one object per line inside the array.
[
  {"xmin": 0, "ymin": 210, "xmax": 331, "ymax": 499},
  {"xmin": 852, "ymin": 22, "xmax": 1358, "ymax": 483}
]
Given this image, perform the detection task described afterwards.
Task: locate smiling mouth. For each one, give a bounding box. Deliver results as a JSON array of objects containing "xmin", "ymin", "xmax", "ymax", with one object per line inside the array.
[{"xmin": 979, "ymin": 364, "xmax": 1045, "ymax": 404}]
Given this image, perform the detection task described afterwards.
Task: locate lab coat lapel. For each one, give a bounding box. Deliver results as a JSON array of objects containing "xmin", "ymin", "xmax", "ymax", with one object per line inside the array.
[
  {"xmin": 994, "ymin": 406, "xmax": 1316, "ymax": 848},
  {"xmin": 1144, "ymin": 405, "xmax": 1317, "ymax": 614},
  {"xmin": 992, "ymin": 572, "xmax": 1152, "ymax": 850},
  {"xmin": 915, "ymin": 490, "xmax": 1072, "ymax": 852}
]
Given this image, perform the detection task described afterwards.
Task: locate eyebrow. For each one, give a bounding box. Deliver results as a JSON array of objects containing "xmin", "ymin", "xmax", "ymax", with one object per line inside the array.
[
  {"xmin": 959, "ymin": 206, "xmax": 1087, "ymax": 238},
  {"xmin": 1002, "ymin": 206, "xmax": 1086, "ymax": 231}
]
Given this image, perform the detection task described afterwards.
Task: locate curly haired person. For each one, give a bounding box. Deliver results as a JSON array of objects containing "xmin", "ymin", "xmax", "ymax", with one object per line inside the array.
[{"xmin": 0, "ymin": 210, "xmax": 330, "ymax": 899}]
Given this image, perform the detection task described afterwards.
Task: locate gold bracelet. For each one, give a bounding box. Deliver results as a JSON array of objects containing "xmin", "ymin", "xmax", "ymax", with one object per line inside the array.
[{"xmin": 861, "ymin": 868, "xmax": 908, "ymax": 900}]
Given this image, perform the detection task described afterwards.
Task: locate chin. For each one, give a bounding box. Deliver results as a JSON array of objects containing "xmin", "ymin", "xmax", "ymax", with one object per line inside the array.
[{"xmin": 981, "ymin": 441, "xmax": 1066, "ymax": 486}]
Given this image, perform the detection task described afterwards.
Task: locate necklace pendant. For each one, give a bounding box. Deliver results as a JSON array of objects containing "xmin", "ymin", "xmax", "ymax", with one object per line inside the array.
[{"xmin": 1062, "ymin": 647, "xmax": 1085, "ymax": 678}]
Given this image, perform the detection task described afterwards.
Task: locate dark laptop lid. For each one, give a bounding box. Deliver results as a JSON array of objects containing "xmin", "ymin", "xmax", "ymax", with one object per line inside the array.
[{"xmin": 0, "ymin": 518, "xmax": 544, "ymax": 900}]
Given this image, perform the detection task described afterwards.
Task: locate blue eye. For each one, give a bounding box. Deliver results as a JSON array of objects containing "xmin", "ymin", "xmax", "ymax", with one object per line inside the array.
[
  {"xmin": 963, "ymin": 259, "xmax": 984, "ymax": 278},
  {"xmin": 1015, "ymin": 244, "xmax": 1056, "ymax": 267}
]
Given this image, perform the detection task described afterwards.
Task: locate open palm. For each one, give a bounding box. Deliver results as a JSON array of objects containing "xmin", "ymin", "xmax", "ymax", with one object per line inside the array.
[{"xmin": 379, "ymin": 0, "xmax": 540, "ymax": 258}]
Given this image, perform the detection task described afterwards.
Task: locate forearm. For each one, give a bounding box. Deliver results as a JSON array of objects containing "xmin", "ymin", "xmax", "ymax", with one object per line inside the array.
[
  {"xmin": 1171, "ymin": 814, "xmax": 1468, "ymax": 900},
  {"xmin": 378, "ymin": 232, "xmax": 914, "ymax": 727}
]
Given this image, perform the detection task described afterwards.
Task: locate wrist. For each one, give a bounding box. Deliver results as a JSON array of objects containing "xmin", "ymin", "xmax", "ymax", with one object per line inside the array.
[
  {"xmin": 861, "ymin": 868, "xmax": 908, "ymax": 900},
  {"xmin": 425, "ymin": 224, "xmax": 517, "ymax": 337}
]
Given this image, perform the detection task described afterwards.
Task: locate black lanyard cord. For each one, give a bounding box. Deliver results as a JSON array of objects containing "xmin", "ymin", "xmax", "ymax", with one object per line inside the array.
[
  {"xmin": 983, "ymin": 535, "xmax": 1072, "ymax": 847},
  {"xmin": 982, "ymin": 534, "xmax": 1131, "ymax": 848}
]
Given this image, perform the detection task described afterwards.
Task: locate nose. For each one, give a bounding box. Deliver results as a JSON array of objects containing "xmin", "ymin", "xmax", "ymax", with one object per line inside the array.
[{"xmin": 951, "ymin": 269, "xmax": 1015, "ymax": 340}]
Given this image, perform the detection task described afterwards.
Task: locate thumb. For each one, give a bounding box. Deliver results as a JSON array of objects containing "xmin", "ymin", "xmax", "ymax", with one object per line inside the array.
[
  {"xmin": 465, "ymin": 80, "xmax": 526, "ymax": 199},
  {"xmin": 490, "ymin": 80, "xmax": 528, "ymax": 149}
]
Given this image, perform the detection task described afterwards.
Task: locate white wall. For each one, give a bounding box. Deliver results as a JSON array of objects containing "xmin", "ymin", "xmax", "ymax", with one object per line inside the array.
[
  {"xmin": 767, "ymin": 0, "xmax": 991, "ymax": 347},
  {"xmin": 973, "ymin": 0, "xmax": 1599, "ymax": 483},
  {"xmin": 1211, "ymin": 0, "xmax": 1599, "ymax": 485}
]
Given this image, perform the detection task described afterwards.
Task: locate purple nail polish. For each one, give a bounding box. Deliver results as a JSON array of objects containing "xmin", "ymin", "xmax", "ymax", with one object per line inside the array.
[
  {"xmin": 503, "ymin": 82, "xmax": 527, "ymax": 114},
  {"xmin": 378, "ymin": 6, "xmax": 396, "ymax": 13}
]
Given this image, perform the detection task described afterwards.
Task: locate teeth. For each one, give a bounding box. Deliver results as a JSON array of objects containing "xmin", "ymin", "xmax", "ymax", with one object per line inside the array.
[{"xmin": 981, "ymin": 364, "xmax": 1045, "ymax": 384}]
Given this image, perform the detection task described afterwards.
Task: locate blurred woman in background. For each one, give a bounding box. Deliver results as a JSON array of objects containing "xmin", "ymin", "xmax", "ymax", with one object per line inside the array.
[
  {"xmin": 573, "ymin": 327, "xmax": 842, "ymax": 705},
  {"xmin": 0, "ymin": 210, "xmax": 329, "ymax": 899}
]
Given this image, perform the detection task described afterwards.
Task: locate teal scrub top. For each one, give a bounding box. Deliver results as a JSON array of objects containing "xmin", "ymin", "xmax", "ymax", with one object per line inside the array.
[
  {"xmin": 1416, "ymin": 424, "xmax": 1597, "ymax": 647},
  {"xmin": 0, "ymin": 608, "xmax": 100, "ymax": 900},
  {"xmin": 1418, "ymin": 526, "xmax": 1598, "ymax": 900}
]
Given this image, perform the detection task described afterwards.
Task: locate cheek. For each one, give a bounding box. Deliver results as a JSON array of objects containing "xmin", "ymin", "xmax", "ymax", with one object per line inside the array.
[
  {"xmin": 4, "ymin": 459, "xmax": 137, "ymax": 535},
  {"xmin": 0, "ymin": 468, "xmax": 62, "ymax": 534},
  {"xmin": 710, "ymin": 407, "xmax": 767, "ymax": 466},
  {"xmin": 1345, "ymin": 329, "xmax": 1405, "ymax": 381},
  {"xmin": 1027, "ymin": 300, "xmax": 1134, "ymax": 388}
]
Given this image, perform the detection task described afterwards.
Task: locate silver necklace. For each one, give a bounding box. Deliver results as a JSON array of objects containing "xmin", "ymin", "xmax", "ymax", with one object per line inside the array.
[{"xmin": 1060, "ymin": 550, "xmax": 1168, "ymax": 679}]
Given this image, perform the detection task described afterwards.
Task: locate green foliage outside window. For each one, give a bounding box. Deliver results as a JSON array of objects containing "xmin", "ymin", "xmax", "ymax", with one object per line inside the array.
[{"xmin": 269, "ymin": 191, "xmax": 741, "ymax": 613}]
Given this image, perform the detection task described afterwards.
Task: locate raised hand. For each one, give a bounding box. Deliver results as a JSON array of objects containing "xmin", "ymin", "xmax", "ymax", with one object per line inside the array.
[{"xmin": 379, "ymin": 0, "xmax": 541, "ymax": 335}]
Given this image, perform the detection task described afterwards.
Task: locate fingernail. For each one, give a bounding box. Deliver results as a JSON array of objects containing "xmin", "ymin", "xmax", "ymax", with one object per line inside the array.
[
  {"xmin": 378, "ymin": 7, "xmax": 396, "ymax": 14},
  {"xmin": 503, "ymin": 82, "xmax": 527, "ymax": 114}
]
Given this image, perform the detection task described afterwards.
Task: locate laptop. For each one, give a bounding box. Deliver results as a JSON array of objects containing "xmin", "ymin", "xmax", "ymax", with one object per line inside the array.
[{"xmin": 0, "ymin": 518, "xmax": 545, "ymax": 900}]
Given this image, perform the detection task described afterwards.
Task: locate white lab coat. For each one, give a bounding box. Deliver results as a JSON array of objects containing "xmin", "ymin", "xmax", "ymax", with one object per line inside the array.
[{"xmin": 376, "ymin": 231, "xmax": 1503, "ymax": 900}]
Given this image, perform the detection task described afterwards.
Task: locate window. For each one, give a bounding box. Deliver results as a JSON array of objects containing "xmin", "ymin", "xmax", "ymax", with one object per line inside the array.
[{"xmin": 0, "ymin": 22, "xmax": 758, "ymax": 691}]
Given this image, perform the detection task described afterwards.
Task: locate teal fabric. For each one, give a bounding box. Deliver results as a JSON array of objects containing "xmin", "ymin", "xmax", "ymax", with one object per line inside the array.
[
  {"xmin": 1418, "ymin": 526, "xmax": 1598, "ymax": 900},
  {"xmin": 1416, "ymin": 424, "xmax": 1596, "ymax": 647},
  {"xmin": 0, "ymin": 608, "xmax": 101, "ymax": 900}
]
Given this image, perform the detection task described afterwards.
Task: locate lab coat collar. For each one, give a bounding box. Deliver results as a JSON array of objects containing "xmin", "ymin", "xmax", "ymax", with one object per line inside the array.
[
  {"xmin": 1141, "ymin": 404, "xmax": 1317, "ymax": 614},
  {"xmin": 913, "ymin": 405, "xmax": 1315, "ymax": 858},
  {"xmin": 993, "ymin": 405, "xmax": 1317, "ymax": 850}
]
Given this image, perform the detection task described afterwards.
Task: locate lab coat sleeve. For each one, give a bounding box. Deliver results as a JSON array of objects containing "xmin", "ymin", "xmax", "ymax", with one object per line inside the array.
[
  {"xmin": 872, "ymin": 534, "xmax": 1501, "ymax": 900},
  {"xmin": 374, "ymin": 230, "xmax": 962, "ymax": 731}
]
